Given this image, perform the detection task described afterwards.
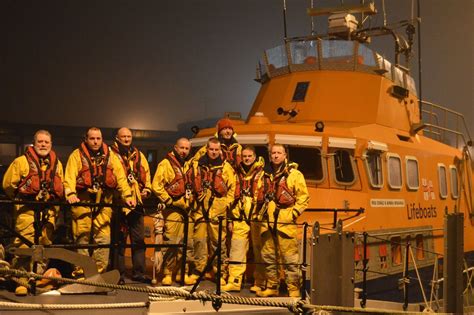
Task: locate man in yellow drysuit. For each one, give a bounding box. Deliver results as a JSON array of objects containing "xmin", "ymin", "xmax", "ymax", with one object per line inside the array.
[
  {"xmin": 152, "ymin": 137, "xmax": 196, "ymax": 285},
  {"xmin": 2, "ymin": 130, "xmax": 64, "ymax": 295},
  {"xmin": 257, "ymin": 144, "xmax": 309, "ymax": 298},
  {"xmin": 222, "ymin": 145, "xmax": 266, "ymax": 293},
  {"xmin": 111, "ymin": 127, "xmax": 152, "ymax": 283},
  {"xmin": 64, "ymin": 127, "xmax": 135, "ymax": 277},
  {"xmin": 190, "ymin": 137, "xmax": 235, "ymax": 285}
]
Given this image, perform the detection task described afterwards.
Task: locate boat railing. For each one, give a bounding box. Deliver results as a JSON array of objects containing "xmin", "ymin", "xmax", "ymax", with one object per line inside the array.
[
  {"xmin": 349, "ymin": 223, "xmax": 474, "ymax": 312},
  {"xmin": 257, "ymin": 39, "xmax": 418, "ymax": 96},
  {"xmin": 420, "ymin": 100, "xmax": 473, "ymax": 148}
]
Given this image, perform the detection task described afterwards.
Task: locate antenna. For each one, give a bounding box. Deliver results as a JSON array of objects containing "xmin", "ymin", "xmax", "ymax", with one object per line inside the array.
[
  {"xmin": 310, "ymin": 0, "xmax": 315, "ymax": 35},
  {"xmin": 416, "ymin": 0, "xmax": 423, "ymax": 116},
  {"xmin": 283, "ymin": 0, "xmax": 288, "ymax": 40},
  {"xmin": 382, "ymin": 0, "xmax": 387, "ymax": 26}
]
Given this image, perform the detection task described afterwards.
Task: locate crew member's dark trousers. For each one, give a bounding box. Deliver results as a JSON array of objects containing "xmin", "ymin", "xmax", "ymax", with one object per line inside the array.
[{"xmin": 118, "ymin": 207, "xmax": 146, "ymax": 279}]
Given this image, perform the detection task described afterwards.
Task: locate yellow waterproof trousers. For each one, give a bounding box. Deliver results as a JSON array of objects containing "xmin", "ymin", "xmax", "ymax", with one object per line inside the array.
[
  {"xmin": 227, "ymin": 220, "xmax": 265, "ymax": 287},
  {"xmin": 12, "ymin": 204, "xmax": 56, "ymax": 273},
  {"xmin": 162, "ymin": 208, "xmax": 194, "ymax": 276},
  {"xmin": 192, "ymin": 209, "xmax": 228, "ymax": 276},
  {"xmin": 71, "ymin": 191, "xmax": 113, "ymax": 274},
  {"xmin": 260, "ymin": 229, "xmax": 300, "ymax": 292}
]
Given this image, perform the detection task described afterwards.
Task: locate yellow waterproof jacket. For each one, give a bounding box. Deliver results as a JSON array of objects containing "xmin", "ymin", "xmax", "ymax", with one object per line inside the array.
[
  {"xmin": 114, "ymin": 149, "xmax": 152, "ymax": 208},
  {"xmin": 192, "ymin": 157, "xmax": 236, "ymax": 221},
  {"xmin": 3, "ymin": 154, "xmax": 64, "ymax": 200},
  {"xmin": 63, "ymin": 147, "xmax": 132, "ymax": 202},
  {"xmin": 231, "ymin": 156, "xmax": 265, "ymax": 221},
  {"xmin": 152, "ymin": 151, "xmax": 192, "ymax": 211},
  {"xmin": 260, "ymin": 161, "xmax": 309, "ymax": 238}
]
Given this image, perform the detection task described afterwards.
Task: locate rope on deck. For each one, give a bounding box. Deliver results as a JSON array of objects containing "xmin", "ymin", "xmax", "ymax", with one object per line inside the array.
[
  {"xmin": 0, "ymin": 267, "xmax": 434, "ymax": 314},
  {"xmin": 0, "ymin": 301, "xmax": 148, "ymax": 310}
]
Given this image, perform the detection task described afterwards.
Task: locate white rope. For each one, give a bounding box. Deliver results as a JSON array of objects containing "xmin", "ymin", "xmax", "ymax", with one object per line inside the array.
[
  {"xmin": 147, "ymin": 285, "xmax": 190, "ymax": 301},
  {"xmin": 0, "ymin": 301, "xmax": 147, "ymax": 310},
  {"xmin": 428, "ymin": 256, "xmax": 440, "ymax": 311},
  {"xmin": 409, "ymin": 247, "xmax": 429, "ymax": 308},
  {"xmin": 463, "ymin": 260, "xmax": 473, "ymax": 306},
  {"xmin": 148, "ymin": 295, "xmax": 178, "ymax": 301}
]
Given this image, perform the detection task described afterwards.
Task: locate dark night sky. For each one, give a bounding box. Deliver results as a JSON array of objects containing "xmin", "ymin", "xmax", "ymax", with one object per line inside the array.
[{"xmin": 1, "ymin": 0, "xmax": 472, "ymax": 133}]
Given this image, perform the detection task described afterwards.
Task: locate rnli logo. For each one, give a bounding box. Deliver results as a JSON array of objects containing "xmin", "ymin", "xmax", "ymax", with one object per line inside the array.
[{"xmin": 422, "ymin": 178, "xmax": 435, "ymax": 201}]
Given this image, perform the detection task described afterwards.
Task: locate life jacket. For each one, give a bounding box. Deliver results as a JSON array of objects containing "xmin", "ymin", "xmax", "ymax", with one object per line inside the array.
[
  {"xmin": 193, "ymin": 157, "xmax": 228, "ymax": 198},
  {"xmin": 17, "ymin": 146, "xmax": 64, "ymax": 199},
  {"xmin": 163, "ymin": 152, "xmax": 188, "ymax": 199},
  {"xmin": 110, "ymin": 143, "xmax": 147, "ymax": 188},
  {"xmin": 264, "ymin": 164, "xmax": 297, "ymax": 208},
  {"xmin": 235, "ymin": 164, "xmax": 264, "ymax": 204},
  {"xmin": 219, "ymin": 137, "xmax": 241, "ymax": 168},
  {"xmin": 76, "ymin": 143, "xmax": 117, "ymax": 191}
]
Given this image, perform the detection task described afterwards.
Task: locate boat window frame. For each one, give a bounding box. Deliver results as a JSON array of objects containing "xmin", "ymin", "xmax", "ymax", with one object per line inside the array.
[
  {"xmin": 273, "ymin": 134, "xmax": 326, "ymax": 185},
  {"xmin": 287, "ymin": 145, "xmax": 326, "ymax": 185},
  {"xmin": 386, "ymin": 153, "xmax": 403, "ymax": 190},
  {"xmin": 363, "ymin": 149, "xmax": 384, "ymax": 189},
  {"xmin": 405, "ymin": 156, "xmax": 420, "ymax": 191},
  {"xmin": 237, "ymin": 134, "xmax": 270, "ymax": 145},
  {"xmin": 329, "ymin": 147, "xmax": 358, "ymax": 186},
  {"xmin": 190, "ymin": 136, "xmax": 211, "ymax": 148},
  {"xmin": 449, "ymin": 165, "xmax": 459, "ymax": 199},
  {"xmin": 437, "ymin": 163, "xmax": 448, "ymax": 199}
]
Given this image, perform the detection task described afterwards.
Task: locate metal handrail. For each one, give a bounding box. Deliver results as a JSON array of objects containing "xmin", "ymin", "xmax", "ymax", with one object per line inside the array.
[{"xmin": 420, "ymin": 100, "xmax": 473, "ymax": 148}]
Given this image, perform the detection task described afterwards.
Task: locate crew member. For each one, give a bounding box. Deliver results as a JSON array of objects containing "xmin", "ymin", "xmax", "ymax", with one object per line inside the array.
[
  {"xmin": 152, "ymin": 138, "xmax": 195, "ymax": 285},
  {"xmin": 222, "ymin": 146, "xmax": 266, "ymax": 293},
  {"xmin": 189, "ymin": 137, "xmax": 236, "ymax": 285},
  {"xmin": 2, "ymin": 130, "xmax": 64, "ymax": 296},
  {"xmin": 64, "ymin": 127, "xmax": 135, "ymax": 276},
  {"xmin": 193, "ymin": 118, "xmax": 242, "ymax": 168},
  {"xmin": 111, "ymin": 127, "xmax": 152, "ymax": 283},
  {"xmin": 256, "ymin": 144, "xmax": 309, "ymax": 298}
]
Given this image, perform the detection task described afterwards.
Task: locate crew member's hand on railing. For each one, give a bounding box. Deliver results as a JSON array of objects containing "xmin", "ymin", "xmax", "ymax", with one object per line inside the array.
[{"xmin": 67, "ymin": 195, "xmax": 80, "ymax": 204}]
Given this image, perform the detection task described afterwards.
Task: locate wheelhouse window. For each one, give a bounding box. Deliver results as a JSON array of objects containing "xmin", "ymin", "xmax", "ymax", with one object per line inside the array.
[
  {"xmin": 288, "ymin": 146, "xmax": 324, "ymax": 182},
  {"xmin": 438, "ymin": 164, "xmax": 448, "ymax": 199},
  {"xmin": 449, "ymin": 165, "xmax": 459, "ymax": 199},
  {"xmin": 365, "ymin": 149, "xmax": 383, "ymax": 188},
  {"xmin": 387, "ymin": 154, "xmax": 402, "ymax": 189},
  {"xmin": 265, "ymin": 45, "xmax": 288, "ymax": 69},
  {"xmin": 332, "ymin": 149, "xmax": 356, "ymax": 184},
  {"xmin": 405, "ymin": 156, "xmax": 419, "ymax": 190}
]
